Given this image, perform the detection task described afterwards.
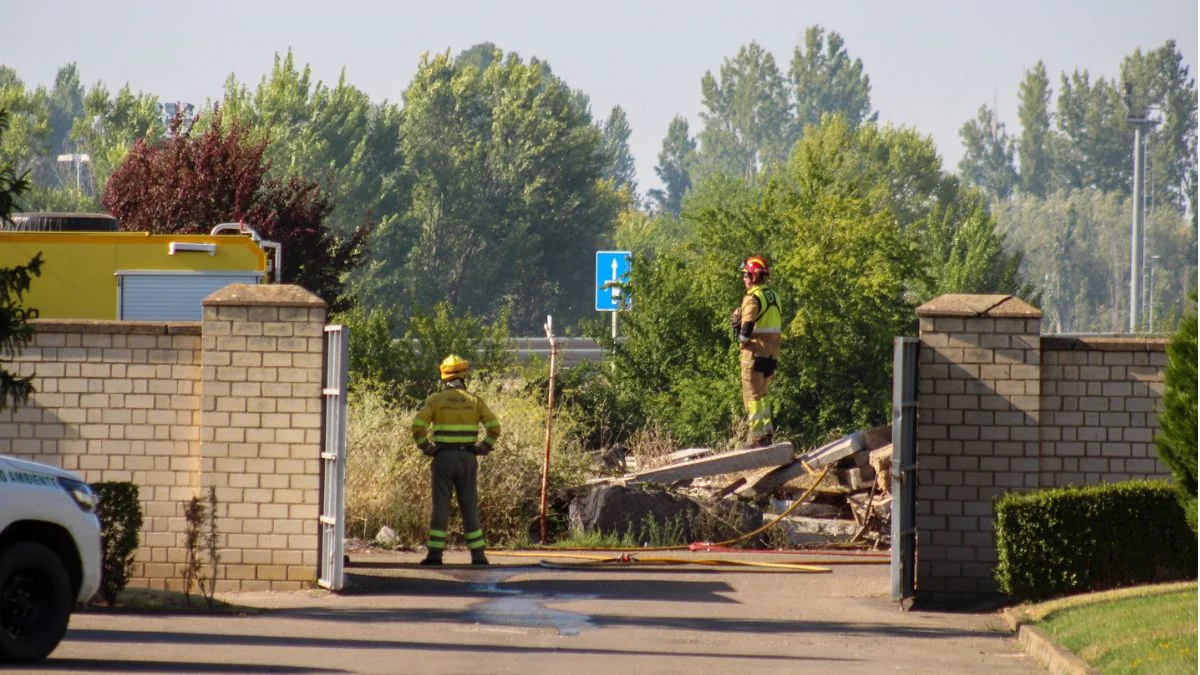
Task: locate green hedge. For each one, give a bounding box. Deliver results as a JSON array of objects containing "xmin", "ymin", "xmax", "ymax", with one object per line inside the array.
[
  {"xmin": 93, "ymin": 482, "xmax": 143, "ymax": 604},
  {"xmin": 994, "ymin": 480, "xmax": 1197, "ymax": 601}
]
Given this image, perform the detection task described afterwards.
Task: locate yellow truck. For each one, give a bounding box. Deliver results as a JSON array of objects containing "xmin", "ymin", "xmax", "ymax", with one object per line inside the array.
[{"xmin": 1, "ymin": 213, "xmax": 280, "ymax": 320}]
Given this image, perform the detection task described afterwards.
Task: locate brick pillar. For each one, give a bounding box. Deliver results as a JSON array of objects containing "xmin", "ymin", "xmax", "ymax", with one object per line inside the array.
[
  {"xmin": 914, "ymin": 294, "xmax": 1042, "ymax": 603},
  {"xmin": 200, "ymin": 284, "xmax": 327, "ymax": 591}
]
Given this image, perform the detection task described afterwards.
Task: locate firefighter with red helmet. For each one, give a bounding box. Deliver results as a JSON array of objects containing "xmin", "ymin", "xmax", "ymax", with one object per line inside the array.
[
  {"xmin": 731, "ymin": 255, "xmax": 782, "ymax": 447},
  {"xmin": 410, "ymin": 354, "xmax": 501, "ymax": 565}
]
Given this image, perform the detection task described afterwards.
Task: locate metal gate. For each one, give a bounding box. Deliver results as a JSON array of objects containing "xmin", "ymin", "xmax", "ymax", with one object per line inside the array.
[
  {"xmin": 891, "ymin": 337, "xmax": 918, "ymax": 603},
  {"xmin": 318, "ymin": 324, "xmax": 349, "ymax": 590}
]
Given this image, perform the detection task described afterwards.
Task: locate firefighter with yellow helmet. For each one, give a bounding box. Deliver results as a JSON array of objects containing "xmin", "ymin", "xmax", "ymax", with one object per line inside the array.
[
  {"xmin": 410, "ymin": 354, "xmax": 501, "ymax": 565},
  {"xmin": 731, "ymin": 255, "xmax": 782, "ymax": 447}
]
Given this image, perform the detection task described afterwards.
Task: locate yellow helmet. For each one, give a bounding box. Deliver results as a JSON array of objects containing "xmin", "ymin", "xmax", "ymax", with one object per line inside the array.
[{"xmin": 439, "ymin": 354, "xmax": 470, "ymax": 381}]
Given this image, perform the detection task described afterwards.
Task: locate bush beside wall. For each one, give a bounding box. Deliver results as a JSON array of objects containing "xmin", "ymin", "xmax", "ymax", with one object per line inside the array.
[
  {"xmin": 994, "ymin": 480, "xmax": 1197, "ymax": 601},
  {"xmin": 93, "ymin": 482, "xmax": 143, "ymax": 604}
]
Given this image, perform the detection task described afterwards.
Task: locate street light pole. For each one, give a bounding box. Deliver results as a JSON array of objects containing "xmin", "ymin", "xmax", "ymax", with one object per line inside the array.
[
  {"xmin": 1149, "ymin": 255, "xmax": 1161, "ymax": 331},
  {"xmin": 1127, "ymin": 116, "xmax": 1150, "ymax": 332},
  {"xmin": 1125, "ymin": 83, "xmax": 1160, "ymax": 334}
]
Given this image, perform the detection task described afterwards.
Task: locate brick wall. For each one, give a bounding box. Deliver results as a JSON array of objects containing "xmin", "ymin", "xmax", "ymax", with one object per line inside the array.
[
  {"xmin": 914, "ymin": 294, "xmax": 1170, "ymax": 604},
  {"xmin": 0, "ymin": 284, "xmax": 327, "ymax": 591},
  {"xmin": 1039, "ymin": 336, "xmax": 1168, "ymax": 485}
]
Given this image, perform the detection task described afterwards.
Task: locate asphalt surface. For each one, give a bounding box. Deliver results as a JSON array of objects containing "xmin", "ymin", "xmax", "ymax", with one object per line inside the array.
[{"xmin": 29, "ymin": 549, "xmax": 1038, "ymax": 674}]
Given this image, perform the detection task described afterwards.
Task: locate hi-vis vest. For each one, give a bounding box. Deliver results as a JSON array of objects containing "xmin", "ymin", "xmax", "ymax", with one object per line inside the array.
[
  {"xmin": 411, "ymin": 388, "xmax": 501, "ymax": 447},
  {"xmin": 747, "ymin": 285, "xmax": 781, "ymax": 334},
  {"xmin": 740, "ymin": 284, "xmax": 782, "ymax": 358}
]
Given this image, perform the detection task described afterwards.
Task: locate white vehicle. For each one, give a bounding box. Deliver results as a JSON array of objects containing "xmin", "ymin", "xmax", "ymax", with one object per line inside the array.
[{"xmin": 0, "ymin": 456, "xmax": 101, "ymax": 663}]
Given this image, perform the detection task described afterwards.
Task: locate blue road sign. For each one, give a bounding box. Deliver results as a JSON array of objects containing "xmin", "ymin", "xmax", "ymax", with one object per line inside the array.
[{"xmin": 595, "ymin": 250, "xmax": 631, "ymax": 311}]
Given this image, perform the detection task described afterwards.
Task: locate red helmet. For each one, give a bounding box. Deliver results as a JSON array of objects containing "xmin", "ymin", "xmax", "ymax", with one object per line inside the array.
[{"xmin": 741, "ymin": 255, "xmax": 769, "ymax": 283}]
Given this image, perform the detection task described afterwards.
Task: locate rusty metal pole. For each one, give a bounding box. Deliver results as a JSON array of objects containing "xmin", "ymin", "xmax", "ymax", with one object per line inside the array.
[{"xmin": 539, "ymin": 315, "xmax": 558, "ymax": 544}]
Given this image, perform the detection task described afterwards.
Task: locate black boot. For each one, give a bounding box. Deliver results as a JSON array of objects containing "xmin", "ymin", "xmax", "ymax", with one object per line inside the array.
[
  {"xmin": 470, "ymin": 550, "xmax": 490, "ymax": 566},
  {"xmin": 740, "ymin": 432, "xmax": 774, "ymax": 450},
  {"xmin": 419, "ymin": 551, "xmax": 443, "ymax": 566}
]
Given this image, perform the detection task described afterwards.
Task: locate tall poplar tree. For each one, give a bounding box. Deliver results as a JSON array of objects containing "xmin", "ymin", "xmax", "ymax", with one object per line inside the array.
[
  {"xmin": 696, "ymin": 41, "xmax": 791, "ymax": 183},
  {"xmin": 789, "ymin": 26, "xmax": 875, "ymax": 138},
  {"xmin": 1017, "ymin": 61, "xmax": 1053, "ymax": 198},
  {"xmin": 649, "ymin": 115, "xmax": 696, "ymax": 217}
]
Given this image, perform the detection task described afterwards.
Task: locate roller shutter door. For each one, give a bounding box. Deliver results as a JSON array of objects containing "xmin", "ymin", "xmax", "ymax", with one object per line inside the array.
[{"xmin": 118, "ymin": 272, "xmax": 263, "ymax": 320}]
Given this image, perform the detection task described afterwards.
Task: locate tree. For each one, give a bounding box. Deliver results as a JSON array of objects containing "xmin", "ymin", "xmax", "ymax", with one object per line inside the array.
[
  {"xmin": 789, "ymin": 26, "xmax": 875, "ymax": 137},
  {"xmin": 1054, "ymin": 70, "xmax": 1128, "ymax": 194},
  {"xmin": 958, "ymin": 104, "xmax": 1018, "ymax": 199},
  {"xmin": 810, "ymin": 118, "xmax": 1025, "ymax": 299},
  {"xmin": 101, "ymin": 106, "xmax": 366, "ymax": 312},
  {"xmin": 47, "ymin": 63, "xmax": 84, "ymax": 156},
  {"xmin": 696, "ymin": 41, "xmax": 791, "ymax": 183},
  {"xmin": 1155, "ymin": 294, "xmax": 1197, "ymax": 532},
  {"xmin": 70, "ymin": 81, "xmax": 162, "ymax": 199},
  {"xmin": 1017, "ymin": 61, "xmax": 1054, "ymax": 197},
  {"xmin": 358, "ymin": 50, "xmax": 620, "ymax": 332},
  {"xmin": 596, "ymin": 123, "xmax": 924, "ymax": 446},
  {"xmin": 1120, "ymin": 41, "xmax": 1198, "ymax": 229},
  {"xmin": 648, "ymin": 115, "xmax": 696, "ymax": 216},
  {"xmin": 455, "ymin": 42, "xmax": 502, "ymax": 74},
  {"xmin": 218, "ymin": 50, "xmax": 405, "ymax": 241},
  {"xmin": 0, "ymin": 108, "xmax": 43, "ymax": 412},
  {"xmin": 600, "ymin": 105, "xmax": 637, "ymax": 196},
  {"xmin": 994, "ymin": 189, "xmax": 1194, "ymax": 333},
  {"xmin": 0, "ymin": 67, "xmax": 49, "ymax": 180}
]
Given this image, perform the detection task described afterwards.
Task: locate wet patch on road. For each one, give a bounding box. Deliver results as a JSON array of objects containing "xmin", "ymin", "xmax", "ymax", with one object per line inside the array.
[{"xmin": 466, "ymin": 576, "xmax": 595, "ymax": 636}]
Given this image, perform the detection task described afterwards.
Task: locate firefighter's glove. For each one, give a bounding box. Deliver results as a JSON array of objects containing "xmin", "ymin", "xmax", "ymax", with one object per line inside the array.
[
  {"xmin": 419, "ymin": 441, "xmax": 437, "ymax": 457},
  {"xmin": 730, "ymin": 307, "xmax": 742, "ymax": 337},
  {"xmin": 473, "ymin": 441, "xmax": 492, "ymax": 457}
]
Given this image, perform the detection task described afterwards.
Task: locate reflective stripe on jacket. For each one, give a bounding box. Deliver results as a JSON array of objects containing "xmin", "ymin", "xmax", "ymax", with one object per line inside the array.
[{"xmin": 411, "ymin": 387, "xmax": 501, "ymax": 446}]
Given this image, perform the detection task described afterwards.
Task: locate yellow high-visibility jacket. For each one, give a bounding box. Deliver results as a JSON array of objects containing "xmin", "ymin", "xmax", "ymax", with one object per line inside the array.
[
  {"xmin": 739, "ymin": 284, "xmax": 782, "ymax": 358},
  {"xmin": 411, "ymin": 386, "xmax": 501, "ymax": 447}
]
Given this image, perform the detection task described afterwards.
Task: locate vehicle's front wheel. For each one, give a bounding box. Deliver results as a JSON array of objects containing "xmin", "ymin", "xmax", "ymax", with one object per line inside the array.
[{"xmin": 0, "ymin": 542, "xmax": 73, "ymax": 663}]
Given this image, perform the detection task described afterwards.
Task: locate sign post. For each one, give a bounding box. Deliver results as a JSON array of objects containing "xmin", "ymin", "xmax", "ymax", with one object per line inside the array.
[{"xmin": 595, "ymin": 251, "xmax": 631, "ymax": 341}]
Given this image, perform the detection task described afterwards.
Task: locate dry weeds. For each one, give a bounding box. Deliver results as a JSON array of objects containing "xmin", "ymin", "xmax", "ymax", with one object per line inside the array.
[{"xmin": 346, "ymin": 379, "xmax": 591, "ymax": 547}]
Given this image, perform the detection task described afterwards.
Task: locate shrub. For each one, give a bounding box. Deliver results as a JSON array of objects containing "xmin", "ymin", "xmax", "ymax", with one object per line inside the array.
[
  {"xmin": 524, "ymin": 360, "xmax": 644, "ymax": 451},
  {"xmin": 181, "ymin": 488, "xmax": 220, "ymax": 607},
  {"xmin": 1155, "ymin": 297, "xmax": 1197, "ymax": 532},
  {"xmin": 333, "ymin": 301, "xmax": 514, "ymax": 407},
  {"xmin": 93, "ymin": 482, "xmax": 143, "ymax": 604},
  {"xmin": 345, "ymin": 377, "xmax": 591, "ymax": 547},
  {"xmin": 994, "ymin": 480, "xmax": 1197, "ymax": 601}
]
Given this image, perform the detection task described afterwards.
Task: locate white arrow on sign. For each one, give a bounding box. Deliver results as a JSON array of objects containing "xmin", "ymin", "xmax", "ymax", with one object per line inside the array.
[{"xmin": 610, "ymin": 258, "xmax": 621, "ymax": 299}]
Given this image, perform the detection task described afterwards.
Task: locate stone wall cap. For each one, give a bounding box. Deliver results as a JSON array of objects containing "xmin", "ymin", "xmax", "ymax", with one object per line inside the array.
[
  {"xmin": 916, "ymin": 294, "xmax": 1042, "ymax": 318},
  {"xmin": 202, "ymin": 284, "xmax": 326, "ymax": 308},
  {"xmin": 30, "ymin": 319, "xmax": 201, "ymax": 335},
  {"xmin": 1042, "ymin": 335, "xmax": 1169, "ymax": 351}
]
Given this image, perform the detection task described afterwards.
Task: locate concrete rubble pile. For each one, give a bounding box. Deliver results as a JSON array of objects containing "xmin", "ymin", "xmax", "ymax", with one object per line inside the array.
[{"xmin": 579, "ymin": 424, "xmax": 894, "ymax": 550}]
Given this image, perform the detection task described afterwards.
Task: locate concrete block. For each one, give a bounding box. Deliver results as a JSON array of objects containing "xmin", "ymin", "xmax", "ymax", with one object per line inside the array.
[{"xmin": 631, "ymin": 442, "xmax": 793, "ymax": 484}]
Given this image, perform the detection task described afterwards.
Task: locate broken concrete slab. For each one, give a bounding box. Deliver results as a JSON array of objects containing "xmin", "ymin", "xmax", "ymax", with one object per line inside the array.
[
  {"xmin": 667, "ymin": 447, "xmax": 712, "ymax": 463},
  {"xmin": 771, "ymin": 499, "xmax": 843, "ymax": 519},
  {"xmin": 767, "ymin": 515, "xmax": 859, "ymax": 546},
  {"xmin": 869, "ymin": 444, "xmax": 893, "ymax": 494},
  {"xmin": 735, "ymin": 432, "xmax": 866, "ymax": 498},
  {"xmin": 838, "ymin": 466, "xmax": 877, "ymax": 491},
  {"xmin": 805, "ymin": 431, "xmax": 866, "ymax": 467},
  {"xmin": 627, "ymin": 442, "xmax": 794, "ymax": 484}
]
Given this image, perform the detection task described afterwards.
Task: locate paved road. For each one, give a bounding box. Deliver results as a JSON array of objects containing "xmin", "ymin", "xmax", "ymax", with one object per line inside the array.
[{"xmin": 30, "ymin": 550, "xmax": 1037, "ymax": 674}]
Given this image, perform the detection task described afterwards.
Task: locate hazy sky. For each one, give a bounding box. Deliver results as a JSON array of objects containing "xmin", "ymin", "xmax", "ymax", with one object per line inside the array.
[{"xmin": 3, "ymin": 0, "xmax": 1197, "ymax": 196}]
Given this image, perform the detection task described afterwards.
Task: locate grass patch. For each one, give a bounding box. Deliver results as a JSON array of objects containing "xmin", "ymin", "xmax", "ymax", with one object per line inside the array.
[
  {"xmin": 550, "ymin": 529, "xmax": 637, "ymax": 549},
  {"xmin": 1027, "ymin": 582, "xmax": 1197, "ymax": 674}
]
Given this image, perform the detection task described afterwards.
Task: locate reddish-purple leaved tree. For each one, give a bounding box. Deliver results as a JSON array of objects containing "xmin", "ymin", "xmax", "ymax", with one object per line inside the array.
[{"xmin": 103, "ymin": 107, "xmax": 368, "ymax": 312}]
